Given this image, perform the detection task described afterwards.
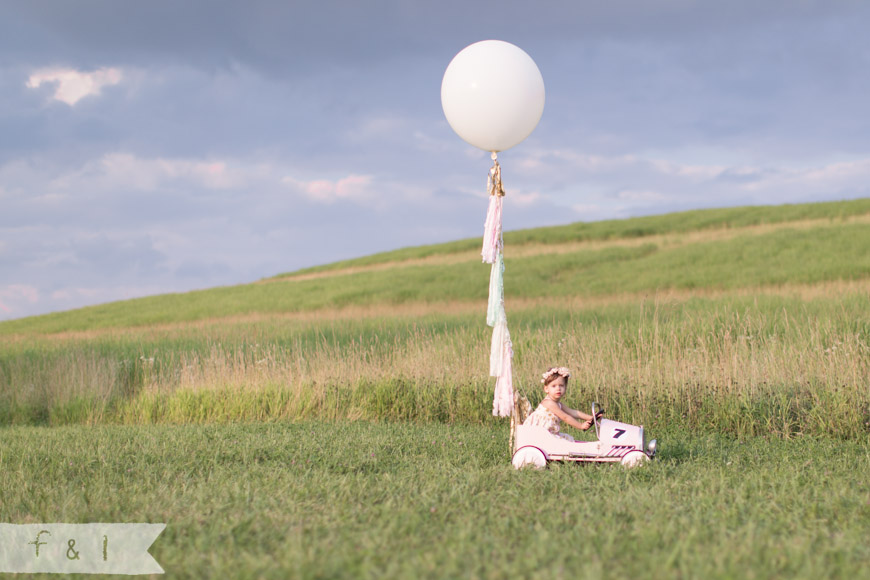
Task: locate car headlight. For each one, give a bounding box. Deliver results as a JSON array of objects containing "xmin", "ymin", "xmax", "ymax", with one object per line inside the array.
[{"xmin": 647, "ymin": 439, "xmax": 657, "ymax": 456}]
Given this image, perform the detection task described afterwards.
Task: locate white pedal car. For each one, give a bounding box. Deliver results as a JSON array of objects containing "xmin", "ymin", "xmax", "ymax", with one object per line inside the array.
[{"xmin": 512, "ymin": 403, "xmax": 657, "ymax": 469}]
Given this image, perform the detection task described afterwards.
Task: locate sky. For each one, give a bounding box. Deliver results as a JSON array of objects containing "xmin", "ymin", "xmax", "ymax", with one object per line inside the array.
[{"xmin": 2, "ymin": 0, "xmax": 870, "ymax": 321}]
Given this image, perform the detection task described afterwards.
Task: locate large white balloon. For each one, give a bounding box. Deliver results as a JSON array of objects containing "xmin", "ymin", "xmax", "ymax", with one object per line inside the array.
[{"xmin": 441, "ymin": 40, "xmax": 545, "ymax": 153}]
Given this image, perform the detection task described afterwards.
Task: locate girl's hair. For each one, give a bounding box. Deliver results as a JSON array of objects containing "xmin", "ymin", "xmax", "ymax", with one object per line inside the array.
[{"xmin": 541, "ymin": 366, "xmax": 571, "ymax": 386}]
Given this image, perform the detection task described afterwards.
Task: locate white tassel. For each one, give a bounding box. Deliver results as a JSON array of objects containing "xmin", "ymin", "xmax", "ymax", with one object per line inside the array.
[
  {"xmin": 492, "ymin": 338, "xmax": 514, "ymax": 417},
  {"xmin": 490, "ymin": 320, "xmax": 509, "ymax": 377}
]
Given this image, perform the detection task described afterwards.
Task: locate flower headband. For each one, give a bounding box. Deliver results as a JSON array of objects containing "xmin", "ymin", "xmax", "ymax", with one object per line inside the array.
[{"xmin": 541, "ymin": 367, "xmax": 571, "ymax": 384}]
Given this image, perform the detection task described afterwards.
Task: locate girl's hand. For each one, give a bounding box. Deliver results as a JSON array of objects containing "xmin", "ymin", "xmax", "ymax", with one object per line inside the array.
[{"xmin": 581, "ymin": 419, "xmax": 593, "ymax": 431}]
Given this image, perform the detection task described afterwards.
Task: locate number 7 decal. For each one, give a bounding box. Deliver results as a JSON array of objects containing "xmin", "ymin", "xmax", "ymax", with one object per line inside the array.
[{"xmin": 614, "ymin": 428, "xmax": 626, "ymax": 439}]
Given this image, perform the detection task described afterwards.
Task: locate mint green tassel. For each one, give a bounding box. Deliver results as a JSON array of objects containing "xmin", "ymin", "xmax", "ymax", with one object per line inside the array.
[{"xmin": 487, "ymin": 252, "xmax": 505, "ymax": 327}]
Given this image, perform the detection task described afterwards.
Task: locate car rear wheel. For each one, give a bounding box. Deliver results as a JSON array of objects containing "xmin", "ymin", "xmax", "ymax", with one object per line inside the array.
[{"xmin": 512, "ymin": 446, "xmax": 547, "ymax": 470}]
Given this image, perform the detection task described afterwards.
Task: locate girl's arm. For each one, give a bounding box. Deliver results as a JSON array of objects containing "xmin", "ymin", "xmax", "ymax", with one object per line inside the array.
[
  {"xmin": 541, "ymin": 400, "xmax": 593, "ymax": 431},
  {"xmin": 562, "ymin": 404, "xmax": 593, "ymax": 422}
]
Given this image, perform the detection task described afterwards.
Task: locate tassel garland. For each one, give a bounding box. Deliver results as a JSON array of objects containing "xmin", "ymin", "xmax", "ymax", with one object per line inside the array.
[{"xmin": 483, "ymin": 152, "xmax": 514, "ymax": 417}]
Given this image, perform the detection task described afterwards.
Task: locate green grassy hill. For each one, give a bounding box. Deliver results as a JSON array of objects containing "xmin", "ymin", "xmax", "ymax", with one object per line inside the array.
[
  {"xmin": 2, "ymin": 198, "xmax": 869, "ymax": 436},
  {"xmin": 3, "ymin": 198, "xmax": 870, "ymax": 336}
]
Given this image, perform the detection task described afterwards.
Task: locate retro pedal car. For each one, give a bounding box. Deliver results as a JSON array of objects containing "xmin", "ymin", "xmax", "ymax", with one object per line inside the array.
[{"xmin": 511, "ymin": 402, "xmax": 657, "ymax": 469}]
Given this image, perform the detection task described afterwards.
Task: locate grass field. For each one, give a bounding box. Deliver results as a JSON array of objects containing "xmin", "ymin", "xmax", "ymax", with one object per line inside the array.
[
  {"xmin": 2, "ymin": 199, "xmax": 870, "ymax": 578},
  {"xmin": 2, "ymin": 422, "xmax": 868, "ymax": 579}
]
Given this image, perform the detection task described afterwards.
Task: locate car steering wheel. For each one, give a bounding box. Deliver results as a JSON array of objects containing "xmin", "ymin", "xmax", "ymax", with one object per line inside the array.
[{"xmin": 591, "ymin": 402, "xmax": 603, "ymax": 439}]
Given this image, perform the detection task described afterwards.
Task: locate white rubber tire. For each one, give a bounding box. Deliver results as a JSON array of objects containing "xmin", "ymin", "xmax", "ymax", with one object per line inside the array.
[
  {"xmin": 512, "ymin": 446, "xmax": 547, "ymax": 470},
  {"xmin": 620, "ymin": 450, "xmax": 650, "ymax": 468}
]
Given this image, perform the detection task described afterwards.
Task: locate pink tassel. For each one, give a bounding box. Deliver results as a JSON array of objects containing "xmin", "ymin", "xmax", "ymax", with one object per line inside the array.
[
  {"xmin": 481, "ymin": 154, "xmax": 504, "ymax": 264},
  {"xmin": 481, "ymin": 195, "xmax": 502, "ymax": 264}
]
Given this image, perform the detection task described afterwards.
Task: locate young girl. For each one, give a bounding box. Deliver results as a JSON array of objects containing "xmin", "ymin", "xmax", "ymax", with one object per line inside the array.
[{"xmin": 523, "ymin": 366, "xmax": 595, "ymax": 441}]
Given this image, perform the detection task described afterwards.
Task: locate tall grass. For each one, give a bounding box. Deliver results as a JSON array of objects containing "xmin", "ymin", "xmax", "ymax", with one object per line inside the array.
[{"xmin": 2, "ymin": 293, "xmax": 868, "ymax": 437}]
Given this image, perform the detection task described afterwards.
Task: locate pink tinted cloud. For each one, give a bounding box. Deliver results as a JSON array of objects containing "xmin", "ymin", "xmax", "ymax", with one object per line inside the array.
[
  {"xmin": 26, "ymin": 67, "xmax": 123, "ymax": 106},
  {"xmin": 284, "ymin": 174, "xmax": 374, "ymax": 203},
  {"xmin": 0, "ymin": 285, "xmax": 40, "ymax": 316}
]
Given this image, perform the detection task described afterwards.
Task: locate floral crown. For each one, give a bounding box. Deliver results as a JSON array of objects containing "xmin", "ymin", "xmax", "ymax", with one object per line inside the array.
[{"xmin": 541, "ymin": 366, "xmax": 571, "ymax": 384}]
